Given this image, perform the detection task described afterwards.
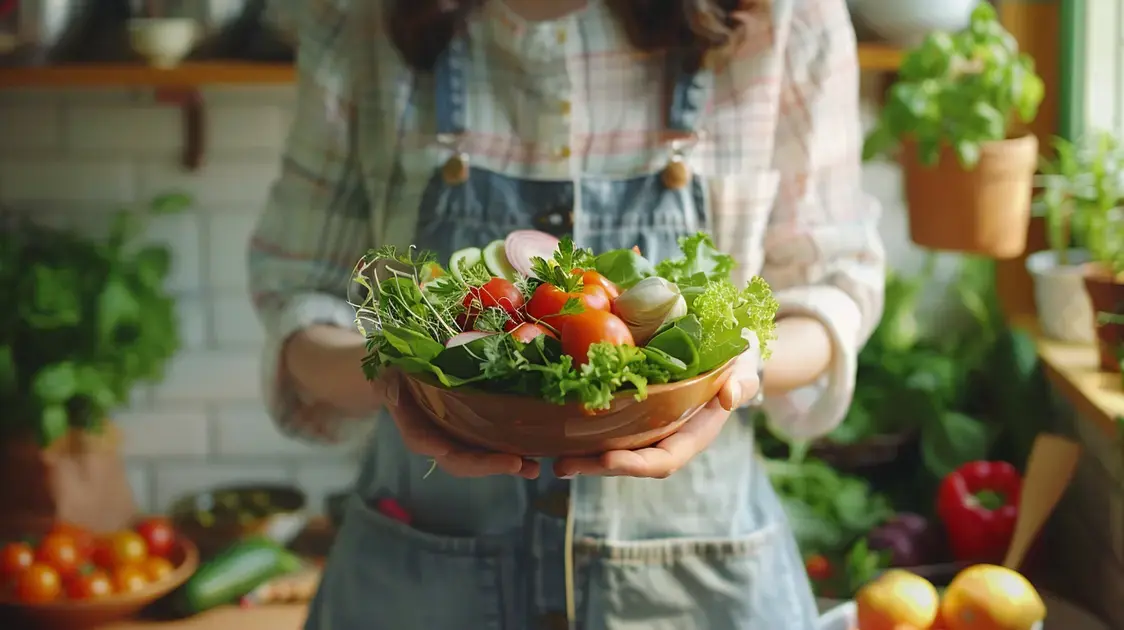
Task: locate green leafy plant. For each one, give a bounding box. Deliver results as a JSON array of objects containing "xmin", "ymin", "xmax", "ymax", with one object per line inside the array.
[
  {"xmin": 0, "ymin": 193, "xmax": 191, "ymax": 446},
  {"xmin": 863, "ymin": 3, "xmax": 1045, "ymax": 168},
  {"xmin": 1037, "ymin": 132, "xmax": 1124, "ymax": 266}
]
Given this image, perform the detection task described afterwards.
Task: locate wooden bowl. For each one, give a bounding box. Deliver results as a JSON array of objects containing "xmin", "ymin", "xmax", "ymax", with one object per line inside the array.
[
  {"xmin": 404, "ymin": 357, "xmax": 738, "ymax": 457},
  {"xmin": 2, "ymin": 537, "xmax": 199, "ymax": 629}
]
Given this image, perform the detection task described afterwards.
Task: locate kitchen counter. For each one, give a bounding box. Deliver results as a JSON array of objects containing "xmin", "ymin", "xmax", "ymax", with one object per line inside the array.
[{"xmin": 102, "ymin": 605, "xmax": 307, "ymax": 630}]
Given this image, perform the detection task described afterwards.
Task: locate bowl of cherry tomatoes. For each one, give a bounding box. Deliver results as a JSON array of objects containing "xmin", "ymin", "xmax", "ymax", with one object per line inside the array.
[{"xmin": 0, "ymin": 518, "xmax": 199, "ymax": 629}]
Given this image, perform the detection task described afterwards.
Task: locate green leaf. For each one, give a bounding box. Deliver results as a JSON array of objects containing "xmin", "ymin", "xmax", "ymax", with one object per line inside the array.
[
  {"xmin": 38, "ymin": 405, "xmax": 70, "ymax": 447},
  {"xmin": 97, "ymin": 275, "xmax": 142, "ymax": 347},
  {"xmin": 0, "ymin": 345, "xmax": 16, "ymax": 396},
  {"xmin": 32, "ymin": 363, "xmax": 78, "ymax": 404},
  {"xmin": 594, "ymin": 248, "xmax": 654, "ymax": 289},
  {"xmin": 381, "ymin": 326, "xmax": 445, "ymax": 362},
  {"xmin": 149, "ymin": 192, "xmax": 193, "ymax": 214},
  {"xmin": 920, "ymin": 411, "xmax": 990, "ymax": 479},
  {"xmin": 645, "ymin": 326, "xmax": 698, "ymax": 376}
]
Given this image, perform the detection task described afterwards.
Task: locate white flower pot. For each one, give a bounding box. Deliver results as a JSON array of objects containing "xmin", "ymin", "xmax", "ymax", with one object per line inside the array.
[
  {"xmin": 1025, "ymin": 249, "xmax": 1096, "ymax": 343},
  {"xmin": 851, "ymin": 0, "xmax": 979, "ymax": 46}
]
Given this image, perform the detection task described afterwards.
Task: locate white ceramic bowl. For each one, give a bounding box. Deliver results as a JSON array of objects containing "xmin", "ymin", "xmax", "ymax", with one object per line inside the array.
[
  {"xmin": 128, "ymin": 18, "xmax": 198, "ymax": 69},
  {"xmin": 851, "ymin": 0, "xmax": 979, "ymax": 46}
]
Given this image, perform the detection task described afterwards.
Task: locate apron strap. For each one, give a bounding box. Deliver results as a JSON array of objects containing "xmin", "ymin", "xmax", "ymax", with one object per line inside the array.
[
  {"xmin": 435, "ymin": 37, "xmax": 469, "ymax": 136},
  {"xmin": 666, "ymin": 51, "xmax": 714, "ymax": 133}
]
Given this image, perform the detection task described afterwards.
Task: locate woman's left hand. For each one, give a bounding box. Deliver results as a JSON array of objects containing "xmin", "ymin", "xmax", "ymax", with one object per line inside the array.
[{"xmin": 553, "ymin": 350, "xmax": 761, "ymax": 479}]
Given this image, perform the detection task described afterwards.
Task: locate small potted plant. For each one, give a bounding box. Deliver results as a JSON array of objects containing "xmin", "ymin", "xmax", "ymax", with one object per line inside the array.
[
  {"xmin": 0, "ymin": 192, "xmax": 190, "ymax": 536},
  {"xmin": 1085, "ymin": 216, "xmax": 1124, "ymax": 372},
  {"xmin": 863, "ymin": 3, "xmax": 1045, "ymax": 259},
  {"xmin": 1025, "ymin": 133, "xmax": 1123, "ymax": 343}
]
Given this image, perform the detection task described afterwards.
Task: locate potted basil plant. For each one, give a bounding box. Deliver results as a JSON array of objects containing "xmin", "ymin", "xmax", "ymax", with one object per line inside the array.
[
  {"xmin": 863, "ymin": 3, "xmax": 1044, "ymax": 259},
  {"xmin": 1084, "ymin": 210, "xmax": 1124, "ymax": 373},
  {"xmin": 0, "ymin": 192, "xmax": 190, "ymax": 536},
  {"xmin": 1026, "ymin": 132, "xmax": 1124, "ymax": 343}
]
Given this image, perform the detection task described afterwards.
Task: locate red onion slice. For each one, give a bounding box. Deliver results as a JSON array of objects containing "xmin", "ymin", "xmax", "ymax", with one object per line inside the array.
[{"xmin": 504, "ymin": 230, "xmax": 560, "ymax": 279}]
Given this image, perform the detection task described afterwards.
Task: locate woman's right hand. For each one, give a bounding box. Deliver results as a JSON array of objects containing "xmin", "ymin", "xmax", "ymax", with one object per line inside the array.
[{"xmin": 376, "ymin": 371, "xmax": 541, "ymax": 479}]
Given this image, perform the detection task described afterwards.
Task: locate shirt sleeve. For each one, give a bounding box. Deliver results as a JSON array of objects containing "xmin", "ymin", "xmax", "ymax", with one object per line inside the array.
[
  {"xmin": 760, "ymin": 0, "xmax": 886, "ymax": 441},
  {"xmin": 248, "ymin": 0, "xmax": 371, "ymax": 444}
]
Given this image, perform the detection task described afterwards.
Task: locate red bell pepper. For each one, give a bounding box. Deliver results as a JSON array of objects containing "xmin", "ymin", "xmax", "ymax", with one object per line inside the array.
[{"xmin": 936, "ymin": 460, "xmax": 1021, "ymax": 563}]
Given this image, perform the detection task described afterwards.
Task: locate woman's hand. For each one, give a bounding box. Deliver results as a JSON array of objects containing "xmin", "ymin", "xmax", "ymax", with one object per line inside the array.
[
  {"xmin": 552, "ymin": 350, "xmax": 761, "ymax": 479},
  {"xmin": 379, "ymin": 371, "xmax": 542, "ymax": 479}
]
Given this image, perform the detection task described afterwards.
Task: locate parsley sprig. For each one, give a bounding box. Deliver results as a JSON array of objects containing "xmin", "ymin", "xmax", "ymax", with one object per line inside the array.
[{"xmin": 529, "ymin": 236, "xmax": 594, "ymax": 292}]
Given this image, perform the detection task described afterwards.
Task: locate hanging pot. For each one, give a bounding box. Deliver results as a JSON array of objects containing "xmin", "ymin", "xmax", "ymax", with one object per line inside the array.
[
  {"xmin": 851, "ymin": 0, "xmax": 979, "ymax": 46},
  {"xmin": 901, "ymin": 133, "xmax": 1038, "ymax": 260},
  {"xmin": 1026, "ymin": 249, "xmax": 1096, "ymax": 343},
  {"xmin": 1083, "ymin": 264, "xmax": 1124, "ymax": 373}
]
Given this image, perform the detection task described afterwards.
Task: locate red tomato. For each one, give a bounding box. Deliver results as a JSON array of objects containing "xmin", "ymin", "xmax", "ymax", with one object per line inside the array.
[
  {"xmin": 526, "ymin": 283, "xmax": 611, "ymax": 324},
  {"xmin": 50, "ymin": 522, "xmax": 96, "ymax": 560},
  {"xmin": 134, "ymin": 517, "xmax": 176, "ymax": 558},
  {"xmin": 36, "ymin": 533, "xmax": 82, "ymax": 578},
  {"xmin": 139, "ymin": 556, "xmax": 174, "ymax": 582},
  {"xmin": 804, "ymin": 554, "xmax": 832, "ymax": 581},
  {"xmin": 1, "ymin": 542, "xmax": 34, "ymax": 580},
  {"xmin": 506, "ymin": 322, "xmax": 555, "ymax": 343},
  {"xmin": 558, "ymin": 309, "xmax": 634, "ymax": 365},
  {"xmin": 65, "ymin": 568, "xmax": 113, "ymax": 600},
  {"xmin": 462, "ymin": 278, "xmax": 525, "ymax": 315},
  {"xmin": 14, "ymin": 563, "xmax": 62, "ymax": 604},
  {"xmin": 111, "ymin": 565, "xmax": 148, "ymax": 594},
  {"xmin": 97, "ymin": 531, "xmax": 147, "ymax": 568},
  {"xmin": 570, "ymin": 269, "xmax": 620, "ymax": 299}
]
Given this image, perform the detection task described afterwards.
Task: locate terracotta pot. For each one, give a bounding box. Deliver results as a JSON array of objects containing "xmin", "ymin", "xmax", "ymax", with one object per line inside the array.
[
  {"xmin": 403, "ymin": 358, "xmax": 738, "ymax": 457},
  {"xmin": 901, "ymin": 134, "xmax": 1039, "ymax": 259},
  {"xmin": 1083, "ymin": 265, "xmax": 1124, "ymax": 373},
  {"xmin": 0, "ymin": 425, "xmax": 136, "ymax": 538}
]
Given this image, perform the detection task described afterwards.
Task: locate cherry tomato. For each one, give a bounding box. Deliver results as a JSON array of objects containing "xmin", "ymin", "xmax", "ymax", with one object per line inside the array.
[
  {"xmin": 133, "ymin": 517, "xmax": 176, "ymax": 558},
  {"xmin": 14, "ymin": 563, "xmax": 62, "ymax": 604},
  {"xmin": 526, "ymin": 283, "xmax": 610, "ymax": 324},
  {"xmin": 36, "ymin": 533, "xmax": 82, "ymax": 578},
  {"xmin": 462, "ymin": 278, "xmax": 525, "ymax": 315},
  {"xmin": 804, "ymin": 554, "xmax": 832, "ymax": 581},
  {"xmin": 139, "ymin": 556, "xmax": 174, "ymax": 583},
  {"xmin": 558, "ymin": 309, "xmax": 634, "ymax": 365},
  {"xmin": 570, "ymin": 269, "xmax": 620, "ymax": 299},
  {"xmin": 111, "ymin": 565, "xmax": 148, "ymax": 594},
  {"xmin": 65, "ymin": 568, "xmax": 113, "ymax": 600},
  {"xmin": 505, "ymin": 322, "xmax": 555, "ymax": 343},
  {"xmin": 1, "ymin": 542, "xmax": 34, "ymax": 580},
  {"xmin": 98, "ymin": 531, "xmax": 148, "ymax": 568},
  {"xmin": 49, "ymin": 522, "xmax": 96, "ymax": 560}
]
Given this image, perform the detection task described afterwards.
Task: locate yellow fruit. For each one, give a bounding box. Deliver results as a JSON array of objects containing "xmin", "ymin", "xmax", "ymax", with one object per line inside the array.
[
  {"xmin": 941, "ymin": 564, "xmax": 1046, "ymax": 630},
  {"xmin": 856, "ymin": 569, "xmax": 940, "ymax": 630}
]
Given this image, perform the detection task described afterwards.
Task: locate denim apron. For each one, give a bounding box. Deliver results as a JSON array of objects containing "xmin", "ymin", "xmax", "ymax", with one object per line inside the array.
[{"xmin": 305, "ymin": 33, "xmax": 820, "ymax": 630}]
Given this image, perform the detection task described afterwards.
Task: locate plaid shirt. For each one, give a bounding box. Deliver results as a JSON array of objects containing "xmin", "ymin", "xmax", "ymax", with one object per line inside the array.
[{"xmin": 249, "ymin": 0, "xmax": 885, "ymax": 443}]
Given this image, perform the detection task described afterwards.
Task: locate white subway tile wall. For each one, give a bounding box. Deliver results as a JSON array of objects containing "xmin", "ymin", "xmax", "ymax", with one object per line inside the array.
[{"xmin": 0, "ymin": 79, "xmax": 915, "ymax": 516}]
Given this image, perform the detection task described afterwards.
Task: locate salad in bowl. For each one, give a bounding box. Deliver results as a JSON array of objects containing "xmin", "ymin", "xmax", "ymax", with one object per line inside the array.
[{"xmin": 352, "ymin": 230, "xmax": 778, "ymax": 456}]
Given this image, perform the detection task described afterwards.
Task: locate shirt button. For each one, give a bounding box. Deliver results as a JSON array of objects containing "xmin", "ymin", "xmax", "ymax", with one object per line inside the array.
[
  {"xmin": 533, "ymin": 488, "xmax": 570, "ymax": 518},
  {"xmin": 560, "ymin": 100, "xmax": 572, "ymax": 116},
  {"xmin": 556, "ymin": 145, "xmax": 572, "ymax": 159},
  {"xmin": 556, "ymin": 28, "xmax": 567, "ymax": 44}
]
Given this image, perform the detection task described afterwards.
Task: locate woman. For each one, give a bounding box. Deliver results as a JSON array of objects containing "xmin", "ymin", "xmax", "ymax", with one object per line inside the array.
[{"xmin": 249, "ymin": 0, "xmax": 883, "ymax": 627}]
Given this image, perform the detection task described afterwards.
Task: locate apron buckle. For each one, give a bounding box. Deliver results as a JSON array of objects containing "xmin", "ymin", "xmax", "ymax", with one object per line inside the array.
[{"xmin": 442, "ymin": 153, "xmax": 470, "ymax": 185}]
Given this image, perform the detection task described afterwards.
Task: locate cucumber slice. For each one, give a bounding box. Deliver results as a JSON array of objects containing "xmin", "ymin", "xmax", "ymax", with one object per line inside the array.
[
  {"xmin": 482, "ymin": 240, "xmax": 519, "ymax": 280},
  {"xmin": 448, "ymin": 247, "xmax": 483, "ymax": 282}
]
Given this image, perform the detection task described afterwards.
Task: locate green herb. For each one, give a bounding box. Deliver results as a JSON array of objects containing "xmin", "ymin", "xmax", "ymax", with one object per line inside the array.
[
  {"xmin": 863, "ymin": 4, "xmax": 1044, "ymax": 168},
  {"xmin": 1037, "ymin": 132, "xmax": 1124, "ymax": 265},
  {"xmin": 0, "ymin": 193, "xmax": 191, "ymax": 446},
  {"xmin": 530, "ymin": 236, "xmax": 594, "ymax": 291}
]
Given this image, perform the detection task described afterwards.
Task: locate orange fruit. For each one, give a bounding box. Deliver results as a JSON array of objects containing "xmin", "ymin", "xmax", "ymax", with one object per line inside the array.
[
  {"xmin": 855, "ymin": 569, "xmax": 940, "ymax": 630},
  {"xmin": 941, "ymin": 565, "xmax": 1045, "ymax": 630}
]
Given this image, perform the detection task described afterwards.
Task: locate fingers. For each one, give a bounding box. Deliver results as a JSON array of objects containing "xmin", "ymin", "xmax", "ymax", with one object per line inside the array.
[
  {"xmin": 389, "ymin": 386, "xmax": 539, "ymax": 478},
  {"xmin": 718, "ymin": 357, "xmax": 761, "ymax": 412},
  {"xmin": 555, "ymin": 397, "xmax": 732, "ymax": 479}
]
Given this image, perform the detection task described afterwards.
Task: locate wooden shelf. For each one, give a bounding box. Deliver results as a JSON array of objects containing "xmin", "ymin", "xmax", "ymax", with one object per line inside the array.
[
  {"xmin": 857, "ymin": 42, "xmax": 903, "ymax": 71},
  {"xmin": 0, "ymin": 62, "xmax": 295, "ymax": 89},
  {"xmin": 1015, "ymin": 316, "xmax": 1124, "ymax": 437}
]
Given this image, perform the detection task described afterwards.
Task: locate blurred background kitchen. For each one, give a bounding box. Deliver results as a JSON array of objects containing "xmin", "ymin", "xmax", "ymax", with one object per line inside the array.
[{"xmin": 0, "ymin": 1, "xmax": 1120, "ymax": 628}]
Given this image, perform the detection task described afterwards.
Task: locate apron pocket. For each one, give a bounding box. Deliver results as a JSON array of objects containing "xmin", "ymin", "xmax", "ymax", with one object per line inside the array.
[
  {"xmin": 317, "ymin": 493, "xmax": 518, "ymax": 630},
  {"xmin": 577, "ymin": 525, "xmax": 807, "ymax": 630}
]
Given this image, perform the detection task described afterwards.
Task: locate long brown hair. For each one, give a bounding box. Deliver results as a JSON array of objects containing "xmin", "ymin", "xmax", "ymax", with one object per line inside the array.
[{"xmin": 386, "ymin": 0, "xmax": 759, "ymax": 73}]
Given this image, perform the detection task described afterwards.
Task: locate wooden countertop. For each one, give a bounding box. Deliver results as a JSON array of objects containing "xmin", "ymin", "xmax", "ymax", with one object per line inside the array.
[
  {"xmin": 1013, "ymin": 316, "xmax": 1124, "ymax": 436},
  {"xmin": 101, "ymin": 605, "xmax": 307, "ymax": 630}
]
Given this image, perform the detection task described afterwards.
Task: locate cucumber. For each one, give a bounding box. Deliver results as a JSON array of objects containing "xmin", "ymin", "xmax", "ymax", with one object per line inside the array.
[
  {"xmin": 482, "ymin": 240, "xmax": 518, "ymax": 280},
  {"xmin": 448, "ymin": 247, "xmax": 483, "ymax": 282},
  {"xmin": 177, "ymin": 538, "xmax": 304, "ymax": 614}
]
